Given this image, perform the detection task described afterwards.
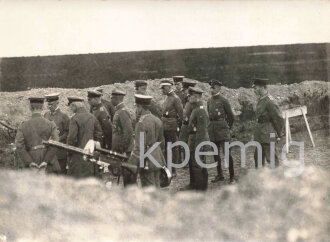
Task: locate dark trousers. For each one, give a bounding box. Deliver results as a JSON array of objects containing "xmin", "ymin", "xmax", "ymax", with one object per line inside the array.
[
  {"xmin": 58, "ymin": 158, "xmax": 67, "ymax": 175},
  {"xmin": 140, "ymin": 169, "xmax": 160, "ymax": 188},
  {"xmin": 254, "ymin": 143, "xmax": 280, "ymax": 168},
  {"xmin": 213, "ymin": 141, "xmax": 234, "ymax": 180},
  {"xmin": 122, "ymin": 168, "xmax": 137, "ymax": 187},
  {"xmin": 189, "ymin": 152, "xmax": 208, "ymax": 191},
  {"xmin": 164, "ymin": 130, "xmax": 179, "ymax": 170}
]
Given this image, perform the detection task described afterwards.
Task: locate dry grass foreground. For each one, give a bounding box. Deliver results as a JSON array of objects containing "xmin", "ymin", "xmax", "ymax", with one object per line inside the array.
[{"xmin": 0, "ymin": 165, "xmax": 329, "ymax": 241}]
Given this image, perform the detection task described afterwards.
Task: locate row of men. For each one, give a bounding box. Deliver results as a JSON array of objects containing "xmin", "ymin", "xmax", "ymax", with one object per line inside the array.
[{"xmin": 14, "ymin": 76, "xmax": 284, "ymax": 190}]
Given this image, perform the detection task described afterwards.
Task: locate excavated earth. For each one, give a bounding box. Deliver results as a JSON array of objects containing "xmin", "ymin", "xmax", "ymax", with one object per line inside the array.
[{"xmin": 0, "ymin": 79, "xmax": 329, "ymax": 241}]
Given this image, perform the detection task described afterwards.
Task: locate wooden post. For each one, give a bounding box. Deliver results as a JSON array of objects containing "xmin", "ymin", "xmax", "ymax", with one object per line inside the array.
[{"xmin": 301, "ymin": 108, "xmax": 315, "ymax": 147}]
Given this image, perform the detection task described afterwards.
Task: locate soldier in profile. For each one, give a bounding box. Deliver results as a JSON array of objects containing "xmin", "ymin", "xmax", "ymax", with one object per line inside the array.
[
  {"xmin": 66, "ymin": 97, "xmax": 103, "ymax": 178},
  {"xmin": 173, "ymin": 75, "xmax": 185, "ymax": 104},
  {"xmin": 44, "ymin": 93, "xmax": 70, "ymax": 174},
  {"xmin": 88, "ymin": 90, "xmax": 112, "ymax": 149},
  {"xmin": 252, "ymin": 78, "xmax": 284, "ymax": 168},
  {"xmin": 15, "ymin": 97, "xmax": 60, "ymax": 173},
  {"xmin": 96, "ymin": 87, "xmax": 116, "ymax": 121},
  {"xmin": 128, "ymin": 94, "xmax": 166, "ymax": 187}
]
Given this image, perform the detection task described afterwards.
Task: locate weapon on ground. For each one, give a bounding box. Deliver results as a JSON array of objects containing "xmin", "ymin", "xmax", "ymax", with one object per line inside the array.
[
  {"xmin": 0, "ymin": 121, "xmax": 17, "ymax": 139},
  {"xmin": 42, "ymin": 140, "xmax": 172, "ymax": 187}
]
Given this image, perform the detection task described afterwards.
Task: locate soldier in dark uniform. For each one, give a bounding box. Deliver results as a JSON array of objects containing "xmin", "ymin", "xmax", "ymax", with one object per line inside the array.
[
  {"xmin": 135, "ymin": 80, "xmax": 162, "ymax": 119},
  {"xmin": 173, "ymin": 76, "xmax": 185, "ymax": 104},
  {"xmin": 252, "ymin": 78, "xmax": 284, "ymax": 168},
  {"xmin": 185, "ymin": 87, "xmax": 209, "ymax": 191},
  {"xmin": 96, "ymin": 87, "xmax": 116, "ymax": 121},
  {"xmin": 110, "ymin": 89, "xmax": 135, "ymax": 186},
  {"xmin": 88, "ymin": 90, "xmax": 112, "ymax": 149},
  {"xmin": 207, "ymin": 80, "xmax": 236, "ymax": 184},
  {"xmin": 15, "ymin": 97, "xmax": 60, "ymax": 173},
  {"xmin": 128, "ymin": 94, "xmax": 166, "ymax": 188},
  {"xmin": 44, "ymin": 93, "xmax": 70, "ymax": 174},
  {"xmin": 161, "ymin": 79, "xmax": 183, "ymax": 176},
  {"xmin": 66, "ymin": 97, "xmax": 103, "ymax": 178}
]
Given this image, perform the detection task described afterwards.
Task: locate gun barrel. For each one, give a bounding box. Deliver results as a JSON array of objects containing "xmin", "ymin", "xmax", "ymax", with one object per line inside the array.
[
  {"xmin": 95, "ymin": 147, "xmax": 128, "ymax": 160},
  {"xmin": 42, "ymin": 140, "xmax": 93, "ymax": 157}
]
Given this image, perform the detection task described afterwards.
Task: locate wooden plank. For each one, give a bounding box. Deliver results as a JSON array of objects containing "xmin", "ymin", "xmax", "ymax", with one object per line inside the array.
[
  {"xmin": 302, "ymin": 108, "xmax": 315, "ymax": 147},
  {"xmin": 282, "ymin": 105, "xmax": 307, "ymax": 118}
]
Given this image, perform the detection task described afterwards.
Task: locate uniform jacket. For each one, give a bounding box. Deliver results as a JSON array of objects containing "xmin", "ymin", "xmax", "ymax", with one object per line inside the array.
[
  {"xmin": 175, "ymin": 89, "xmax": 185, "ymax": 104},
  {"xmin": 254, "ymin": 94, "xmax": 284, "ymax": 143},
  {"xmin": 179, "ymin": 101, "xmax": 194, "ymax": 143},
  {"xmin": 91, "ymin": 103, "xmax": 112, "ymax": 149},
  {"xmin": 188, "ymin": 102, "xmax": 210, "ymax": 151},
  {"xmin": 67, "ymin": 107, "xmax": 103, "ymax": 178},
  {"xmin": 15, "ymin": 112, "xmax": 60, "ymax": 172},
  {"xmin": 44, "ymin": 108, "xmax": 70, "ymax": 160},
  {"xmin": 129, "ymin": 112, "xmax": 166, "ymax": 171},
  {"xmin": 207, "ymin": 94, "xmax": 234, "ymax": 142},
  {"xmin": 101, "ymin": 98, "xmax": 116, "ymax": 121},
  {"xmin": 161, "ymin": 91, "xmax": 183, "ymax": 131},
  {"xmin": 112, "ymin": 102, "xmax": 134, "ymax": 153}
]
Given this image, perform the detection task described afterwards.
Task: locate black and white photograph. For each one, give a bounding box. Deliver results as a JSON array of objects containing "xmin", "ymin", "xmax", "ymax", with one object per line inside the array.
[{"xmin": 0, "ymin": 0, "xmax": 329, "ymax": 241}]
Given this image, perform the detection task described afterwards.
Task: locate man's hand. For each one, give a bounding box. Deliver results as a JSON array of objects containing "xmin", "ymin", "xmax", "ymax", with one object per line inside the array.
[
  {"xmin": 29, "ymin": 162, "xmax": 39, "ymax": 168},
  {"xmin": 39, "ymin": 162, "xmax": 48, "ymax": 169}
]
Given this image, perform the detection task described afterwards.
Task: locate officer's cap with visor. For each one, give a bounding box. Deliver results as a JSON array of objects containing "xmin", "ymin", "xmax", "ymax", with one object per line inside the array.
[
  {"xmin": 45, "ymin": 93, "xmax": 60, "ymax": 103},
  {"xmin": 29, "ymin": 97, "xmax": 45, "ymax": 104},
  {"xmin": 87, "ymin": 90, "xmax": 102, "ymax": 98},
  {"xmin": 182, "ymin": 79, "xmax": 197, "ymax": 89},
  {"xmin": 67, "ymin": 96, "xmax": 84, "ymax": 106},
  {"xmin": 209, "ymin": 79, "xmax": 224, "ymax": 88},
  {"xmin": 135, "ymin": 80, "xmax": 148, "ymax": 88},
  {"xmin": 111, "ymin": 89, "xmax": 126, "ymax": 96},
  {"xmin": 160, "ymin": 79, "xmax": 174, "ymax": 88},
  {"xmin": 134, "ymin": 94, "xmax": 153, "ymax": 106},
  {"xmin": 188, "ymin": 86, "xmax": 204, "ymax": 96},
  {"xmin": 173, "ymin": 76, "xmax": 184, "ymax": 83},
  {"xmin": 252, "ymin": 78, "xmax": 269, "ymax": 88}
]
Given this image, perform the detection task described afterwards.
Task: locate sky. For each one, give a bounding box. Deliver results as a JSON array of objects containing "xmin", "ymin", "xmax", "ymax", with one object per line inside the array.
[{"xmin": 0, "ymin": 0, "xmax": 329, "ymax": 58}]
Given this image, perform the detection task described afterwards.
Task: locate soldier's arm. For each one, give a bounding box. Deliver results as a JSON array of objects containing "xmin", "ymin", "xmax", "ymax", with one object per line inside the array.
[
  {"xmin": 59, "ymin": 113, "xmax": 70, "ymax": 143},
  {"xmin": 267, "ymin": 99, "xmax": 285, "ymax": 137},
  {"xmin": 43, "ymin": 122, "xmax": 59, "ymax": 164},
  {"xmin": 223, "ymin": 99, "xmax": 235, "ymax": 128},
  {"xmin": 67, "ymin": 118, "xmax": 78, "ymax": 146},
  {"xmin": 174, "ymin": 97, "xmax": 184, "ymax": 124},
  {"xmin": 119, "ymin": 110, "xmax": 133, "ymax": 148},
  {"xmin": 93, "ymin": 116, "xmax": 104, "ymax": 143},
  {"xmin": 128, "ymin": 122, "xmax": 145, "ymax": 166},
  {"xmin": 15, "ymin": 123, "xmax": 34, "ymax": 167}
]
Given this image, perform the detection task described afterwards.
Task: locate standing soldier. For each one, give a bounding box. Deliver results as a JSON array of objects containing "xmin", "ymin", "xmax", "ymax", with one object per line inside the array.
[
  {"xmin": 161, "ymin": 79, "xmax": 183, "ymax": 176},
  {"xmin": 135, "ymin": 80, "xmax": 162, "ymax": 119},
  {"xmin": 66, "ymin": 97, "xmax": 103, "ymax": 178},
  {"xmin": 252, "ymin": 78, "xmax": 284, "ymax": 168},
  {"xmin": 184, "ymin": 87, "xmax": 209, "ymax": 191},
  {"xmin": 207, "ymin": 80, "xmax": 236, "ymax": 184},
  {"xmin": 15, "ymin": 97, "xmax": 60, "ymax": 173},
  {"xmin": 173, "ymin": 76, "xmax": 185, "ymax": 104},
  {"xmin": 96, "ymin": 87, "xmax": 116, "ymax": 121},
  {"xmin": 110, "ymin": 89, "xmax": 135, "ymax": 186},
  {"xmin": 88, "ymin": 90, "xmax": 113, "ymax": 149},
  {"xmin": 44, "ymin": 93, "xmax": 70, "ymax": 174},
  {"xmin": 128, "ymin": 94, "xmax": 166, "ymax": 187}
]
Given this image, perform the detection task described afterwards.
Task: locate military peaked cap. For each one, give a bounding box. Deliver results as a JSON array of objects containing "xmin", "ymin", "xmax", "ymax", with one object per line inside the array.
[
  {"xmin": 135, "ymin": 94, "xmax": 153, "ymax": 105},
  {"xmin": 182, "ymin": 79, "xmax": 197, "ymax": 89},
  {"xmin": 252, "ymin": 78, "xmax": 269, "ymax": 87},
  {"xmin": 29, "ymin": 97, "xmax": 45, "ymax": 104},
  {"xmin": 111, "ymin": 89, "xmax": 126, "ymax": 96},
  {"xmin": 135, "ymin": 80, "xmax": 148, "ymax": 87},
  {"xmin": 45, "ymin": 93, "xmax": 60, "ymax": 102},
  {"xmin": 87, "ymin": 90, "xmax": 102, "ymax": 98},
  {"xmin": 67, "ymin": 96, "xmax": 84, "ymax": 106},
  {"xmin": 188, "ymin": 87, "xmax": 203, "ymax": 95},
  {"xmin": 160, "ymin": 79, "xmax": 173, "ymax": 87},
  {"xmin": 173, "ymin": 76, "xmax": 185, "ymax": 83},
  {"xmin": 209, "ymin": 79, "xmax": 224, "ymax": 87}
]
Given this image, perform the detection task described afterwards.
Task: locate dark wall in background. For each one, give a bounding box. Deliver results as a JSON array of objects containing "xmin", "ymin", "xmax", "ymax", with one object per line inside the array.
[{"xmin": 0, "ymin": 43, "xmax": 329, "ymax": 91}]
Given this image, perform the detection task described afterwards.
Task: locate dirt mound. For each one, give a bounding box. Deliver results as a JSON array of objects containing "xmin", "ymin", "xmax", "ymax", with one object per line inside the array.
[{"xmin": 0, "ymin": 166, "xmax": 329, "ymax": 241}]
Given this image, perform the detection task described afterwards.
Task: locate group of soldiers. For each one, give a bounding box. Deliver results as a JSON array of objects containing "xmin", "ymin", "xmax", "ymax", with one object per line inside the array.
[{"xmin": 14, "ymin": 76, "xmax": 284, "ymax": 191}]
